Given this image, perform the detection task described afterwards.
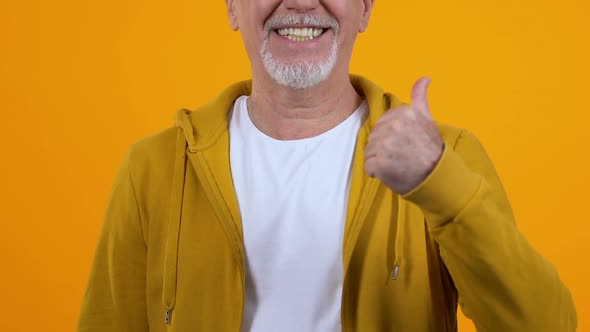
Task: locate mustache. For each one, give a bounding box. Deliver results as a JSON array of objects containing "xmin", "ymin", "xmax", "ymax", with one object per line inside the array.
[{"xmin": 264, "ymin": 14, "xmax": 340, "ymax": 35}]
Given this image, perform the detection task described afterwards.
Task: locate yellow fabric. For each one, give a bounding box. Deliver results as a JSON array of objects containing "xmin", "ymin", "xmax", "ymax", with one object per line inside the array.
[{"xmin": 78, "ymin": 75, "xmax": 577, "ymax": 332}]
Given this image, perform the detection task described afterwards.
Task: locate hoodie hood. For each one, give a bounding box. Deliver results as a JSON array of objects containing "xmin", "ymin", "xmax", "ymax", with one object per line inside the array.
[
  {"xmin": 162, "ymin": 74, "xmax": 410, "ymax": 324},
  {"xmin": 175, "ymin": 75, "xmax": 401, "ymax": 151}
]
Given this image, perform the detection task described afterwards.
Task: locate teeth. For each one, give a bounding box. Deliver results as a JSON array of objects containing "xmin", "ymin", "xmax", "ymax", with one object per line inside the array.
[{"xmin": 276, "ymin": 28, "xmax": 324, "ymax": 41}]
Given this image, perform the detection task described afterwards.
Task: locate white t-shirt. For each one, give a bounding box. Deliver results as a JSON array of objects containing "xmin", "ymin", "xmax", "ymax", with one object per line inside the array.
[{"xmin": 229, "ymin": 95, "xmax": 368, "ymax": 332}]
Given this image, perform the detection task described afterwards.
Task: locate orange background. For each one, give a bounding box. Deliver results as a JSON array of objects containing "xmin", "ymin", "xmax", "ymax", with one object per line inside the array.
[{"xmin": 0, "ymin": 0, "xmax": 588, "ymax": 331}]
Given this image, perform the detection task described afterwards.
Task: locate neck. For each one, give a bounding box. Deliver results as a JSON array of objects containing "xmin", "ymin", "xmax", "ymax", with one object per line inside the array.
[{"xmin": 247, "ymin": 69, "xmax": 363, "ymax": 140}]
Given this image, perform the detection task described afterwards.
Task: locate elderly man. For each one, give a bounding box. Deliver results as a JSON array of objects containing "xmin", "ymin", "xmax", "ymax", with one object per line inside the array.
[{"xmin": 78, "ymin": 0, "xmax": 577, "ymax": 331}]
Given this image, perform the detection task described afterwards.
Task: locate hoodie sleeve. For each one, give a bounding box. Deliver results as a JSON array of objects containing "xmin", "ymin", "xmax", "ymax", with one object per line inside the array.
[
  {"xmin": 401, "ymin": 130, "xmax": 577, "ymax": 331},
  {"xmin": 77, "ymin": 149, "xmax": 148, "ymax": 332}
]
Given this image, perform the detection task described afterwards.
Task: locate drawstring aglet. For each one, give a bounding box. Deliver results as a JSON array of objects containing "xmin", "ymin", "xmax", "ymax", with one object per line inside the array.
[
  {"xmin": 165, "ymin": 309, "xmax": 171, "ymax": 324},
  {"xmin": 392, "ymin": 264, "xmax": 400, "ymax": 280}
]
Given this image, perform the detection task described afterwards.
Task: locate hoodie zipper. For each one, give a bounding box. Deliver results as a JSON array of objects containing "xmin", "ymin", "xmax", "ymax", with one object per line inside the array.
[
  {"xmin": 187, "ymin": 150, "xmax": 246, "ymax": 328},
  {"xmin": 341, "ymin": 177, "xmax": 381, "ymax": 332}
]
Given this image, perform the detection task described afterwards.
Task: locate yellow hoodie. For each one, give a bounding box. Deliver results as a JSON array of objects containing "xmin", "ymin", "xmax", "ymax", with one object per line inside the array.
[{"xmin": 77, "ymin": 75, "xmax": 577, "ymax": 332}]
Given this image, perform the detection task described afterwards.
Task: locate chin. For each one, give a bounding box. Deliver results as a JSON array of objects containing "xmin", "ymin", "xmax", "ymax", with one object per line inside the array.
[{"xmin": 260, "ymin": 45, "xmax": 338, "ymax": 90}]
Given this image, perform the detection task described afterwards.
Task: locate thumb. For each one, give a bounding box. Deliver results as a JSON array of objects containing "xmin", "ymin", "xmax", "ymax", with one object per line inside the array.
[{"xmin": 411, "ymin": 77, "xmax": 432, "ymax": 117}]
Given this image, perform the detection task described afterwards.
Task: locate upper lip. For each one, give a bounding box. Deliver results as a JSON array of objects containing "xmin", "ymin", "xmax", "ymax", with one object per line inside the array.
[{"xmin": 273, "ymin": 25, "xmax": 329, "ymax": 30}]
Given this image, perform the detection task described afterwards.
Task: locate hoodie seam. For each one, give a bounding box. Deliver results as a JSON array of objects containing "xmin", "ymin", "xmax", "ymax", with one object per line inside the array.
[
  {"xmin": 443, "ymin": 129, "xmax": 482, "ymax": 229},
  {"xmin": 177, "ymin": 109, "xmax": 226, "ymax": 153},
  {"xmin": 452, "ymin": 129, "xmax": 466, "ymax": 150},
  {"xmin": 191, "ymin": 151, "xmax": 245, "ymax": 278},
  {"xmin": 126, "ymin": 149, "xmax": 147, "ymax": 247},
  {"xmin": 203, "ymin": 155, "xmax": 244, "ymax": 265},
  {"xmin": 197, "ymin": 122, "xmax": 227, "ymax": 151}
]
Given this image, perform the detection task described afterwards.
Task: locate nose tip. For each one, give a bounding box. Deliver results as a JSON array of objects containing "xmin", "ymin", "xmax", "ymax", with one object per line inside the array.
[{"xmin": 283, "ymin": 0, "xmax": 320, "ymax": 12}]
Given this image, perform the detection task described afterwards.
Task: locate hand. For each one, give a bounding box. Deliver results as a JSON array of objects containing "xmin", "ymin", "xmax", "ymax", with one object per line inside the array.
[{"xmin": 364, "ymin": 77, "xmax": 444, "ymax": 195}]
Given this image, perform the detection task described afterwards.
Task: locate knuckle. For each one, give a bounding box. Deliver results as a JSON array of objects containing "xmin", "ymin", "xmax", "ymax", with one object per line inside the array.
[{"xmin": 374, "ymin": 155, "xmax": 387, "ymax": 170}]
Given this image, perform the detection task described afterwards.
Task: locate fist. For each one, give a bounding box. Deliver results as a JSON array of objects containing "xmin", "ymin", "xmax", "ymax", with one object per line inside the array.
[{"xmin": 364, "ymin": 77, "xmax": 444, "ymax": 195}]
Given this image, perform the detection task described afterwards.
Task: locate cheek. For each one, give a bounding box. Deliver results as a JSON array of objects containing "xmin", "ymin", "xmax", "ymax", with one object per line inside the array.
[
  {"xmin": 245, "ymin": 1, "xmax": 281, "ymax": 30},
  {"xmin": 326, "ymin": 0, "xmax": 364, "ymax": 29},
  {"xmin": 235, "ymin": 1, "xmax": 284, "ymax": 63},
  {"xmin": 243, "ymin": 3, "xmax": 285, "ymax": 44}
]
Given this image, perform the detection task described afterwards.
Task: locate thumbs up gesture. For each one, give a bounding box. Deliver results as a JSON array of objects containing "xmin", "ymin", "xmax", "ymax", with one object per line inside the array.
[{"xmin": 364, "ymin": 77, "xmax": 445, "ymax": 195}]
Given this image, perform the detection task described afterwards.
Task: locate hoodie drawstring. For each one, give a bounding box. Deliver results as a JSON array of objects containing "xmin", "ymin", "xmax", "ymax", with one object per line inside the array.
[
  {"xmin": 392, "ymin": 196, "xmax": 407, "ymax": 280},
  {"xmin": 162, "ymin": 118, "xmax": 189, "ymax": 325}
]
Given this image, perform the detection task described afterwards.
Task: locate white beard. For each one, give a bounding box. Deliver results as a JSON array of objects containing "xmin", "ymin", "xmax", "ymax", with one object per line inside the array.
[{"xmin": 260, "ymin": 15, "xmax": 339, "ymax": 90}]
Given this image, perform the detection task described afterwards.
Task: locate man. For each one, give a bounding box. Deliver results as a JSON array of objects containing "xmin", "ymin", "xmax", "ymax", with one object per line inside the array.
[{"xmin": 78, "ymin": 0, "xmax": 577, "ymax": 331}]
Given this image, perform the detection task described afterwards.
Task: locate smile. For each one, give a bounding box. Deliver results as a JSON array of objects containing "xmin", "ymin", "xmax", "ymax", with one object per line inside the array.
[{"xmin": 275, "ymin": 27, "xmax": 326, "ymax": 42}]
